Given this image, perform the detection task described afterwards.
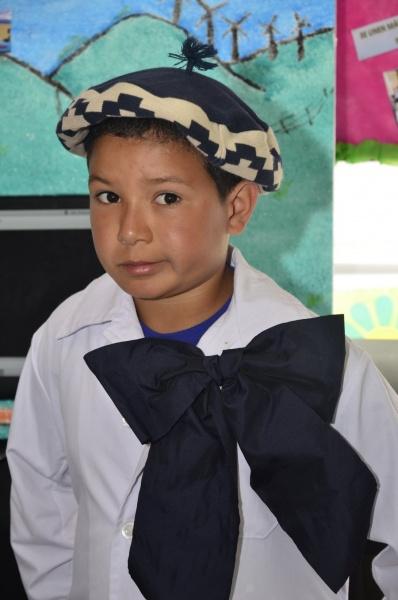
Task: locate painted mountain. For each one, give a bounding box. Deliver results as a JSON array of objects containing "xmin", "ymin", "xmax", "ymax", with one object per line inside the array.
[{"xmin": 0, "ymin": 55, "xmax": 84, "ymax": 195}]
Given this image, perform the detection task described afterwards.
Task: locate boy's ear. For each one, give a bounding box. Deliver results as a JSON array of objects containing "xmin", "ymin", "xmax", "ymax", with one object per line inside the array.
[{"xmin": 226, "ymin": 181, "xmax": 260, "ymax": 235}]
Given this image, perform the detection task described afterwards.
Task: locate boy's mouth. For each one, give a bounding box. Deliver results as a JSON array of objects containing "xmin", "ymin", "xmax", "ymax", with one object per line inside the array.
[{"xmin": 119, "ymin": 260, "xmax": 162, "ymax": 276}]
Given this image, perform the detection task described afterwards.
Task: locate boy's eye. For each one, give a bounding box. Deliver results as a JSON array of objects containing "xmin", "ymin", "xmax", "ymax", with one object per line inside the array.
[
  {"xmin": 96, "ymin": 191, "xmax": 120, "ymax": 204},
  {"xmin": 154, "ymin": 193, "xmax": 181, "ymax": 206}
]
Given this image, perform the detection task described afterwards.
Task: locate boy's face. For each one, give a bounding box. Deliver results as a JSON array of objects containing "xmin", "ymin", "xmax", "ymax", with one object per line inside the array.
[{"xmin": 88, "ymin": 134, "xmax": 234, "ymax": 303}]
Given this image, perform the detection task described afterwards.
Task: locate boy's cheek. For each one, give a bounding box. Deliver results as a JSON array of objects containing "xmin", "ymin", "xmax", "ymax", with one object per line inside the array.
[
  {"xmin": 90, "ymin": 212, "xmax": 117, "ymax": 239},
  {"xmin": 90, "ymin": 228, "xmax": 116, "ymax": 265}
]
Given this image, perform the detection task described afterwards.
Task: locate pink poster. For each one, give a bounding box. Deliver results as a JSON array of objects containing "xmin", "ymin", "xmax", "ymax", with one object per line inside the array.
[{"xmin": 336, "ymin": 0, "xmax": 398, "ymax": 162}]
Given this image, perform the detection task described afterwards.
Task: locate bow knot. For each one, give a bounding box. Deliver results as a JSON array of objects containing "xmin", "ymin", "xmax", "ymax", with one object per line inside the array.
[{"xmin": 202, "ymin": 348, "xmax": 242, "ymax": 389}]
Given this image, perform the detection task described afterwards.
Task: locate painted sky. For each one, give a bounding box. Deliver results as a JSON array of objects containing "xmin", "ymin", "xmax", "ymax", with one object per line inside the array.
[{"xmin": 2, "ymin": 0, "xmax": 333, "ymax": 73}]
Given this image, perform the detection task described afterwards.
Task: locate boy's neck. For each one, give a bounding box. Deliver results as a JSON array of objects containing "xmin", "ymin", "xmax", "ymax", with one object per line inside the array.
[{"xmin": 134, "ymin": 265, "xmax": 234, "ymax": 334}]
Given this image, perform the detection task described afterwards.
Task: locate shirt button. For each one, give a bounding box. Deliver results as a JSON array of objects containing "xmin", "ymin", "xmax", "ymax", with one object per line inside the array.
[
  {"xmin": 121, "ymin": 521, "xmax": 134, "ymax": 539},
  {"xmin": 122, "ymin": 417, "xmax": 129, "ymax": 427}
]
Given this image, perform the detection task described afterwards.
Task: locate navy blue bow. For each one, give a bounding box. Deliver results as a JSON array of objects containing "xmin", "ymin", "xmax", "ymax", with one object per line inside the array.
[{"xmin": 84, "ymin": 315, "xmax": 377, "ymax": 600}]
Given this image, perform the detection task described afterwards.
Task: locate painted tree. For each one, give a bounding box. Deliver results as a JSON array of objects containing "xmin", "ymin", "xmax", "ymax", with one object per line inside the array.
[
  {"xmin": 223, "ymin": 13, "xmax": 250, "ymax": 62},
  {"xmin": 156, "ymin": 0, "xmax": 184, "ymax": 25},
  {"xmin": 195, "ymin": 0, "xmax": 227, "ymax": 47},
  {"xmin": 263, "ymin": 15, "xmax": 279, "ymax": 61},
  {"xmin": 293, "ymin": 11, "xmax": 311, "ymax": 61},
  {"xmin": 172, "ymin": 0, "xmax": 183, "ymax": 24}
]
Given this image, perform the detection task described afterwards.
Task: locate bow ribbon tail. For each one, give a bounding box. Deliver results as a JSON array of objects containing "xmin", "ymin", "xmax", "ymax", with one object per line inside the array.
[
  {"xmin": 208, "ymin": 382, "xmax": 240, "ymax": 485},
  {"xmin": 129, "ymin": 389, "xmax": 240, "ymax": 600},
  {"xmin": 223, "ymin": 376, "xmax": 377, "ymax": 593}
]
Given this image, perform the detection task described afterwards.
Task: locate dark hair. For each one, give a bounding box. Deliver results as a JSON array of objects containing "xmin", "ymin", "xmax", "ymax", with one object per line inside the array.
[{"xmin": 84, "ymin": 117, "xmax": 242, "ymax": 200}]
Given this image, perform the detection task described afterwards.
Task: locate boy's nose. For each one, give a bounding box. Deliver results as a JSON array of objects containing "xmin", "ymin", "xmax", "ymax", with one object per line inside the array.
[{"xmin": 117, "ymin": 204, "xmax": 152, "ymax": 246}]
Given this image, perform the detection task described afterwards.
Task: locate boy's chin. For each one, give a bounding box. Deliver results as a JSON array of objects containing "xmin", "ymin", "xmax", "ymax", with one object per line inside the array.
[{"xmin": 110, "ymin": 276, "xmax": 176, "ymax": 302}]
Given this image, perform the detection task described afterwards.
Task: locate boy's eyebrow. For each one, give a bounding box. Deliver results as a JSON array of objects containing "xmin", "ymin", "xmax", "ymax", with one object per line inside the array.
[
  {"xmin": 145, "ymin": 176, "xmax": 188, "ymax": 185},
  {"xmin": 88, "ymin": 174, "xmax": 112, "ymax": 185}
]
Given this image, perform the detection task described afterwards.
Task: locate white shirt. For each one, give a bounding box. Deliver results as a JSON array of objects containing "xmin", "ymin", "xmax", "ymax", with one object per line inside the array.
[{"xmin": 7, "ymin": 247, "xmax": 398, "ymax": 600}]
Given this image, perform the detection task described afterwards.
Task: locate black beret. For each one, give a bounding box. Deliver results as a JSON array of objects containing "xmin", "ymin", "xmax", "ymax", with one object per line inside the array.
[{"xmin": 56, "ymin": 67, "xmax": 283, "ymax": 192}]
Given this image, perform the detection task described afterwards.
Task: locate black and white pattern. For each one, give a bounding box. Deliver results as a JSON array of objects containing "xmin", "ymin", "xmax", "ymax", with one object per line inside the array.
[{"xmin": 56, "ymin": 67, "xmax": 283, "ymax": 192}]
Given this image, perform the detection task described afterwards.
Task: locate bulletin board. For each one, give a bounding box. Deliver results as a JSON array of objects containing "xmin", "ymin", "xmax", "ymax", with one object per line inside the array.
[{"xmin": 336, "ymin": 0, "xmax": 398, "ymax": 163}]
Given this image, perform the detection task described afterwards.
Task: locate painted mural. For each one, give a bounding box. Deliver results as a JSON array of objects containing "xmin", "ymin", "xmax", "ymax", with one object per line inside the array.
[{"xmin": 0, "ymin": 0, "xmax": 335, "ymax": 313}]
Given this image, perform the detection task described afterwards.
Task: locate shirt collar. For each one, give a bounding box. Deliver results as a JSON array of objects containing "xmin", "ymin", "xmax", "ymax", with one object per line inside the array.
[
  {"xmin": 198, "ymin": 246, "xmax": 313, "ymax": 352},
  {"xmin": 55, "ymin": 272, "xmax": 142, "ymax": 341}
]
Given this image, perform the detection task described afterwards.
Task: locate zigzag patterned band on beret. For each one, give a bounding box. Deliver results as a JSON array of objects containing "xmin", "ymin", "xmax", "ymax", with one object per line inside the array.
[{"xmin": 56, "ymin": 67, "xmax": 283, "ymax": 192}]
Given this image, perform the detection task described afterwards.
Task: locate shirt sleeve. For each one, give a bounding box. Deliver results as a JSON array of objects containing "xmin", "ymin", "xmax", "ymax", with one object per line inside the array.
[
  {"xmin": 333, "ymin": 340, "xmax": 398, "ymax": 600},
  {"xmin": 7, "ymin": 324, "xmax": 77, "ymax": 600}
]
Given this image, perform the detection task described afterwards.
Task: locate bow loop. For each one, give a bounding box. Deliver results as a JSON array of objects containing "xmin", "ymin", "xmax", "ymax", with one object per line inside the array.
[
  {"xmin": 241, "ymin": 314, "xmax": 346, "ymax": 422},
  {"xmin": 84, "ymin": 338, "xmax": 209, "ymax": 443}
]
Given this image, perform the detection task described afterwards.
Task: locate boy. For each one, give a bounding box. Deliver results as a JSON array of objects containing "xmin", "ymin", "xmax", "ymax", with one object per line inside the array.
[{"xmin": 7, "ymin": 40, "xmax": 398, "ymax": 600}]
